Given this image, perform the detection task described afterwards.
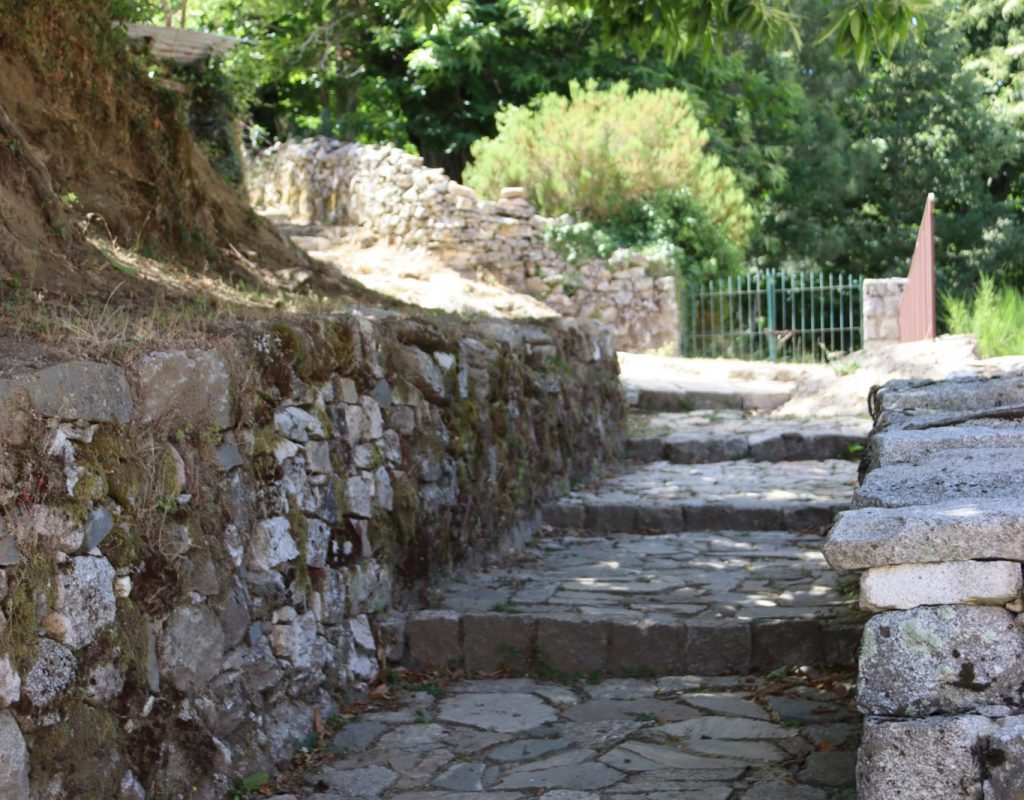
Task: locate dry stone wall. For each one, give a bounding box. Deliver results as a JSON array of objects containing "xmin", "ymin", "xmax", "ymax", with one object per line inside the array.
[
  {"xmin": 246, "ymin": 137, "xmax": 680, "ymax": 354},
  {"xmin": 0, "ymin": 310, "xmax": 623, "ymax": 799},
  {"xmin": 823, "ymin": 370, "xmax": 1024, "ymax": 798}
]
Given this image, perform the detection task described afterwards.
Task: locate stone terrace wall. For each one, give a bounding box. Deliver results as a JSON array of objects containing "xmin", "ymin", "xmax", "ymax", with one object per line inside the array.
[
  {"xmin": 823, "ymin": 370, "xmax": 1024, "ymax": 798},
  {"xmin": 246, "ymin": 137, "xmax": 680, "ymax": 354},
  {"xmin": 0, "ymin": 310, "xmax": 623, "ymax": 799},
  {"xmin": 862, "ymin": 277, "xmax": 906, "ymax": 344}
]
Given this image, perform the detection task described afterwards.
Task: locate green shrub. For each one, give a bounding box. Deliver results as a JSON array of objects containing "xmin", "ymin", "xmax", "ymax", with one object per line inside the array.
[
  {"xmin": 543, "ymin": 188, "xmax": 746, "ymax": 282},
  {"xmin": 943, "ymin": 275, "xmax": 1024, "ymax": 358},
  {"xmin": 463, "ymin": 80, "xmax": 754, "ymax": 250}
]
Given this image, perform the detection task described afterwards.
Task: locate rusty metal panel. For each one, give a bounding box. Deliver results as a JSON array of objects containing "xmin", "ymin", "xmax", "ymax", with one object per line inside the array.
[
  {"xmin": 898, "ymin": 193, "xmax": 937, "ymax": 342},
  {"xmin": 125, "ymin": 23, "xmax": 241, "ymax": 66}
]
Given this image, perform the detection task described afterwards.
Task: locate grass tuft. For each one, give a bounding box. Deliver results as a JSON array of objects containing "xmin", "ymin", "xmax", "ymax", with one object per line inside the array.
[{"xmin": 943, "ymin": 275, "xmax": 1024, "ymax": 358}]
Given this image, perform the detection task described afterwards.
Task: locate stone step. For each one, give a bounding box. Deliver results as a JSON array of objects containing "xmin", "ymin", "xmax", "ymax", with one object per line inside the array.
[
  {"xmin": 545, "ymin": 459, "xmax": 858, "ymax": 533},
  {"xmin": 823, "ymin": 500, "xmax": 1024, "ymax": 571},
  {"xmin": 406, "ymin": 529, "xmax": 863, "ymax": 677},
  {"xmin": 407, "ymin": 608, "xmax": 863, "ymax": 678},
  {"xmin": 866, "ymin": 424, "xmax": 1024, "ymax": 469},
  {"xmin": 626, "ymin": 378, "xmax": 794, "ymax": 413},
  {"xmin": 852, "ymin": 447, "xmax": 1024, "ymax": 509},
  {"xmin": 618, "ymin": 354, "xmax": 808, "ymax": 412},
  {"xmin": 628, "ymin": 410, "xmax": 870, "ymax": 464}
]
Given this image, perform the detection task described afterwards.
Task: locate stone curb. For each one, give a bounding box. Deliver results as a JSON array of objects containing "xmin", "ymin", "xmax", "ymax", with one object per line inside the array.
[
  {"xmin": 543, "ymin": 499, "xmax": 844, "ymax": 533},
  {"xmin": 404, "ymin": 611, "xmax": 861, "ymax": 677},
  {"xmin": 626, "ymin": 431, "xmax": 866, "ymax": 465},
  {"xmin": 633, "ymin": 387, "xmax": 792, "ymax": 413}
]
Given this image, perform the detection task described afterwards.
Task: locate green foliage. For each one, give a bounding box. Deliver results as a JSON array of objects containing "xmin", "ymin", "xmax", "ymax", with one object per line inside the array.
[
  {"xmin": 407, "ymin": 0, "xmax": 930, "ymax": 62},
  {"xmin": 466, "ymin": 80, "xmax": 752, "ymax": 228},
  {"xmin": 943, "ymin": 275, "xmax": 1024, "ymax": 358},
  {"xmin": 466, "ymin": 80, "xmax": 751, "ymax": 282},
  {"xmin": 544, "ymin": 189, "xmax": 746, "ymax": 282},
  {"xmin": 752, "ymin": 0, "xmax": 1024, "ymax": 292}
]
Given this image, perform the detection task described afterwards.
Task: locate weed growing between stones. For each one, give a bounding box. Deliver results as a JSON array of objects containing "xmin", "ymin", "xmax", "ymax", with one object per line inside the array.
[{"xmin": 1, "ymin": 539, "xmax": 56, "ymax": 670}]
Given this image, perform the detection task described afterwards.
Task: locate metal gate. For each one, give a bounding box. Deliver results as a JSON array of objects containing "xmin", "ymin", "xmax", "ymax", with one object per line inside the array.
[{"xmin": 680, "ymin": 270, "xmax": 864, "ymax": 362}]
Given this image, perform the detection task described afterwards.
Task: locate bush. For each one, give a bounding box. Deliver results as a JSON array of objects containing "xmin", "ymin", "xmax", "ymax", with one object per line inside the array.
[
  {"xmin": 463, "ymin": 80, "xmax": 754, "ymax": 250},
  {"xmin": 543, "ymin": 188, "xmax": 746, "ymax": 283},
  {"xmin": 943, "ymin": 275, "xmax": 1024, "ymax": 358}
]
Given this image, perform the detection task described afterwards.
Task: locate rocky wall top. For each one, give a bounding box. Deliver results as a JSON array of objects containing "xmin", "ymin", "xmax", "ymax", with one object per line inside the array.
[
  {"xmin": 822, "ymin": 370, "xmax": 1024, "ymax": 799},
  {"xmin": 246, "ymin": 137, "xmax": 680, "ymax": 354},
  {"xmin": 0, "ymin": 309, "xmax": 624, "ymax": 799}
]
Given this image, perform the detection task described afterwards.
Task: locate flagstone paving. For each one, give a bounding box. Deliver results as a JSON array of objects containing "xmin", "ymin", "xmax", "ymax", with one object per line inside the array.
[
  {"xmin": 433, "ymin": 529, "xmax": 856, "ymax": 624},
  {"xmin": 545, "ymin": 458, "xmax": 858, "ymax": 533},
  {"xmin": 276, "ymin": 672, "xmax": 858, "ymax": 800}
]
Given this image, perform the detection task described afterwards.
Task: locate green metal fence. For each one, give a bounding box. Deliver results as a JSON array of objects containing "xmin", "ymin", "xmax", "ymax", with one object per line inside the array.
[{"xmin": 680, "ymin": 270, "xmax": 864, "ymax": 362}]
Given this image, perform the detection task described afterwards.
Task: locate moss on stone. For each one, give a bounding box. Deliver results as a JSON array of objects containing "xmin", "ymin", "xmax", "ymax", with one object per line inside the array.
[
  {"xmin": 98, "ymin": 520, "xmax": 141, "ymax": 570},
  {"xmin": 1, "ymin": 541, "xmax": 57, "ymax": 670},
  {"xmin": 392, "ymin": 479, "xmax": 419, "ymax": 546},
  {"xmin": 29, "ymin": 696, "xmax": 123, "ymax": 799},
  {"xmin": 287, "ymin": 501, "xmax": 312, "ymax": 596}
]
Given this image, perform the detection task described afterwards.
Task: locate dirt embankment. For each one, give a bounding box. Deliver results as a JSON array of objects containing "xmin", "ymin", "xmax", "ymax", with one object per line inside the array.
[{"xmin": 0, "ymin": 0, "xmax": 357, "ymax": 306}]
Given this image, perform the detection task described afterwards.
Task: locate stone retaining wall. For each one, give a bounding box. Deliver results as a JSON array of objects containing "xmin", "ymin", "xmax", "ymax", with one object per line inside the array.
[
  {"xmin": 246, "ymin": 137, "xmax": 680, "ymax": 354},
  {"xmin": 0, "ymin": 310, "xmax": 623, "ymax": 799},
  {"xmin": 861, "ymin": 278, "xmax": 906, "ymax": 344},
  {"xmin": 823, "ymin": 370, "xmax": 1024, "ymax": 798}
]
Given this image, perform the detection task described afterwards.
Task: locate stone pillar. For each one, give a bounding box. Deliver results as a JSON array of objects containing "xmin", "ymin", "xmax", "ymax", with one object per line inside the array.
[
  {"xmin": 862, "ymin": 278, "xmax": 906, "ymax": 344},
  {"xmin": 823, "ymin": 371, "xmax": 1024, "ymax": 799}
]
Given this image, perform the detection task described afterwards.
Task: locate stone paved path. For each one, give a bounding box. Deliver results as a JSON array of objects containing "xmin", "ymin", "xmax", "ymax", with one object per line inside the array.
[
  {"xmin": 275, "ymin": 671, "xmax": 858, "ymax": 800},
  {"xmin": 544, "ymin": 459, "xmax": 857, "ymax": 533},
  {"xmin": 271, "ymin": 358, "xmax": 865, "ymax": 799}
]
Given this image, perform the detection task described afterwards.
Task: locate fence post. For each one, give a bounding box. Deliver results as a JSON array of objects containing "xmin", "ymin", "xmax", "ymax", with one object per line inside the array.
[
  {"xmin": 898, "ymin": 193, "xmax": 937, "ymax": 342},
  {"xmin": 766, "ymin": 269, "xmax": 777, "ymax": 363}
]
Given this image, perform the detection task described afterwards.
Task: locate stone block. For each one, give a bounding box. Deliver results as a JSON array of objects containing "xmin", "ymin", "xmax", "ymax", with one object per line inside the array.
[
  {"xmin": 685, "ymin": 501, "xmax": 784, "ymax": 532},
  {"xmin": 159, "ymin": 605, "xmax": 227, "ymax": 695},
  {"xmin": 84, "ymin": 506, "xmax": 115, "ymax": 551},
  {"xmin": 751, "ymin": 619, "xmax": 822, "ymax": 670},
  {"xmin": 407, "ymin": 610, "xmax": 462, "ymax": 670},
  {"xmin": 783, "ymin": 501, "xmax": 843, "ymax": 532},
  {"xmin": 23, "ymin": 638, "xmax": 76, "ymax": 708},
  {"xmin": 824, "ymin": 501, "xmax": 1024, "ymax": 570},
  {"xmin": 584, "ymin": 502, "xmax": 638, "ymax": 533},
  {"xmin": 858, "ymin": 715, "xmax": 992, "ymax": 800},
  {"xmin": 984, "ymin": 716, "xmax": 1024, "ymax": 799},
  {"xmin": 635, "ymin": 504, "xmax": 684, "ymax": 531},
  {"xmin": 820, "ymin": 621, "xmax": 862, "ymax": 665},
  {"xmin": 136, "ymin": 350, "xmax": 232, "ymax": 429},
  {"xmin": 536, "ymin": 617, "xmax": 609, "ymax": 677},
  {"xmin": 0, "ymin": 711, "xmax": 29, "ymax": 800},
  {"xmin": 391, "ymin": 345, "xmax": 448, "ymax": 405},
  {"xmin": 860, "ymin": 560, "xmax": 1022, "ymax": 611},
  {"xmin": 247, "ymin": 517, "xmax": 300, "ymax": 572},
  {"xmin": 0, "ymin": 361, "xmax": 132, "ymax": 423},
  {"xmin": 854, "ymin": 449, "xmax": 1024, "ymax": 508},
  {"xmin": 462, "ymin": 613, "xmax": 535, "ymax": 672},
  {"xmin": 858, "ymin": 606, "xmax": 1024, "ymax": 717},
  {"xmin": 274, "ymin": 406, "xmax": 325, "ymax": 443},
  {"xmin": 873, "ymin": 426, "xmax": 1024, "ymax": 468},
  {"xmin": 683, "ymin": 620, "xmax": 751, "ymax": 674},
  {"xmin": 0, "ymin": 657, "xmax": 20, "ymax": 707},
  {"xmin": 608, "ymin": 620, "xmax": 680, "ymax": 675},
  {"xmin": 625, "ymin": 438, "xmax": 664, "ymax": 461},
  {"xmin": 541, "ymin": 502, "xmax": 585, "ymax": 529},
  {"xmin": 874, "ymin": 371, "xmax": 1024, "ymax": 415},
  {"xmin": 43, "ymin": 555, "xmax": 117, "ymax": 649}
]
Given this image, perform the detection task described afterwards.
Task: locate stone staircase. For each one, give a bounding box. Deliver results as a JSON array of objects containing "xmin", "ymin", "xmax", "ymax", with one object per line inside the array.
[{"xmin": 406, "ymin": 372, "xmax": 870, "ymax": 679}]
